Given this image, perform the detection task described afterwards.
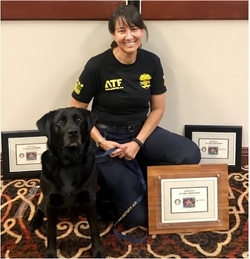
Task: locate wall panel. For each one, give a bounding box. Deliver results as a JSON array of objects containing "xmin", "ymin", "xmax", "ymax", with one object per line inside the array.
[{"xmin": 1, "ymin": 0, "xmax": 248, "ymax": 20}]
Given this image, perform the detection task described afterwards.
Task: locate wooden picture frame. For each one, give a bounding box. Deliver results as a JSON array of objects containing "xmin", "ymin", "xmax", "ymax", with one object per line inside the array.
[
  {"xmin": 147, "ymin": 164, "xmax": 229, "ymax": 234},
  {"xmin": 185, "ymin": 125, "xmax": 242, "ymax": 172},
  {"xmin": 1, "ymin": 0, "xmax": 248, "ymax": 20},
  {"xmin": 141, "ymin": 0, "xmax": 248, "ymax": 20},
  {"xmin": 1, "ymin": 130, "xmax": 47, "ymax": 179}
]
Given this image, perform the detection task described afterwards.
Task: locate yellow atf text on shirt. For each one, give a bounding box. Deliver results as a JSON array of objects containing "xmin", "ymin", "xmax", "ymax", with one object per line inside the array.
[
  {"xmin": 74, "ymin": 80, "xmax": 84, "ymax": 94},
  {"xmin": 105, "ymin": 79, "xmax": 124, "ymax": 91}
]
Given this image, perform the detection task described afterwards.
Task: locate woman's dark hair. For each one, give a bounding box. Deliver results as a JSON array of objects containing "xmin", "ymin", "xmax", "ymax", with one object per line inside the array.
[{"xmin": 108, "ymin": 4, "xmax": 148, "ymax": 49}]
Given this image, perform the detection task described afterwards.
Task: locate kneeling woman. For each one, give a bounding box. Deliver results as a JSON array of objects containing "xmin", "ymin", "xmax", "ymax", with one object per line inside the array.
[{"xmin": 71, "ymin": 4, "xmax": 201, "ymax": 228}]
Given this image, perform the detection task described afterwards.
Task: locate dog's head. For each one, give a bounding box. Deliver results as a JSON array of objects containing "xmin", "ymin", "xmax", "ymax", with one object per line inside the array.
[{"xmin": 37, "ymin": 107, "xmax": 97, "ymax": 155}]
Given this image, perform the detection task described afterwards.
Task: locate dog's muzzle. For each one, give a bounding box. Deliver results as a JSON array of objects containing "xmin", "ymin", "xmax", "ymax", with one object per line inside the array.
[{"xmin": 65, "ymin": 129, "xmax": 81, "ymax": 147}]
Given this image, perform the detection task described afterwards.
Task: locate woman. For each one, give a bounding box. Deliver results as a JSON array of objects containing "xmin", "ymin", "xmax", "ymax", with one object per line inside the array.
[{"xmin": 71, "ymin": 4, "xmax": 201, "ymax": 228}]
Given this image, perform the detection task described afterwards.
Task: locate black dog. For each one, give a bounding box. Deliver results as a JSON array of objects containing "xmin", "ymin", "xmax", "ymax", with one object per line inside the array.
[{"xmin": 29, "ymin": 107, "xmax": 105, "ymax": 258}]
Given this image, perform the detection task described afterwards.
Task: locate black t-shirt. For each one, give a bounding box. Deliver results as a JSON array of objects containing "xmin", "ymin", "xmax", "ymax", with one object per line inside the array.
[{"xmin": 72, "ymin": 48, "xmax": 167, "ymax": 125}]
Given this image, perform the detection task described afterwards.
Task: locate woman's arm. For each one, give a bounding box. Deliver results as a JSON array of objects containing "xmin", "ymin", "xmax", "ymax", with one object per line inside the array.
[
  {"xmin": 136, "ymin": 93, "xmax": 165, "ymax": 143},
  {"xmin": 122, "ymin": 93, "xmax": 166, "ymax": 160},
  {"xmin": 71, "ymin": 97, "xmax": 89, "ymax": 109},
  {"xmin": 71, "ymin": 97, "xmax": 123, "ymax": 155}
]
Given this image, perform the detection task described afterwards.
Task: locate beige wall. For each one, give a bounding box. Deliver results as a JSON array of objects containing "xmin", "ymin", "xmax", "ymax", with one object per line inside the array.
[{"xmin": 1, "ymin": 20, "xmax": 248, "ymax": 147}]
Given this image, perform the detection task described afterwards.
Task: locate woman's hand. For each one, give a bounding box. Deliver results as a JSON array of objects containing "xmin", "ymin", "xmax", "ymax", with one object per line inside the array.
[
  {"xmin": 100, "ymin": 140, "xmax": 140, "ymax": 160},
  {"xmin": 100, "ymin": 140, "xmax": 125, "ymax": 158},
  {"xmin": 120, "ymin": 141, "xmax": 141, "ymax": 160}
]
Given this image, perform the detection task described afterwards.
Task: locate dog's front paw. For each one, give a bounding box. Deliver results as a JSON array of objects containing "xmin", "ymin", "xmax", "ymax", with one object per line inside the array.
[
  {"xmin": 92, "ymin": 247, "xmax": 105, "ymax": 258},
  {"xmin": 44, "ymin": 249, "xmax": 58, "ymax": 258}
]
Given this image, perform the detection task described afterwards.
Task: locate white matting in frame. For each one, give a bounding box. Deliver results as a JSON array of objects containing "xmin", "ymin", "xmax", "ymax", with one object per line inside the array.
[
  {"xmin": 147, "ymin": 164, "xmax": 229, "ymax": 234},
  {"xmin": 192, "ymin": 132, "xmax": 236, "ymax": 165},
  {"xmin": 161, "ymin": 177, "xmax": 218, "ymax": 224},
  {"xmin": 8, "ymin": 136, "xmax": 47, "ymax": 172}
]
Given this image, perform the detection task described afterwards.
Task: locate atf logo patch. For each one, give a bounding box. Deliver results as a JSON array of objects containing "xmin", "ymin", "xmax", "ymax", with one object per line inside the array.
[
  {"xmin": 139, "ymin": 73, "xmax": 152, "ymax": 89},
  {"xmin": 73, "ymin": 80, "xmax": 84, "ymax": 95},
  {"xmin": 105, "ymin": 79, "xmax": 124, "ymax": 91}
]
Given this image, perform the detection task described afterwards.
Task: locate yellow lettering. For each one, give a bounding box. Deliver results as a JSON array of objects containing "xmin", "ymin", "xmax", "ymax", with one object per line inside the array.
[
  {"xmin": 109, "ymin": 79, "xmax": 117, "ymax": 87},
  {"xmin": 105, "ymin": 80, "xmax": 112, "ymax": 89},
  {"xmin": 105, "ymin": 79, "xmax": 123, "ymax": 90},
  {"xmin": 117, "ymin": 79, "xmax": 122, "ymax": 87}
]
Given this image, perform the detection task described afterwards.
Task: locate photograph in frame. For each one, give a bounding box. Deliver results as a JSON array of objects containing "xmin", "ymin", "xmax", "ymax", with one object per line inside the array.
[
  {"xmin": 185, "ymin": 125, "xmax": 242, "ymax": 172},
  {"xmin": 1, "ymin": 130, "xmax": 47, "ymax": 179},
  {"xmin": 147, "ymin": 164, "xmax": 229, "ymax": 234}
]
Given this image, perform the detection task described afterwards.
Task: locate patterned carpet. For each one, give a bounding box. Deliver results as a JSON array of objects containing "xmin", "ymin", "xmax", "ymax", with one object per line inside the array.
[{"xmin": 1, "ymin": 166, "xmax": 248, "ymax": 258}]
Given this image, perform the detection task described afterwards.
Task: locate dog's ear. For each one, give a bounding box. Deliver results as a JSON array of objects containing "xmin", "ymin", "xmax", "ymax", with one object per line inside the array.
[
  {"xmin": 36, "ymin": 111, "xmax": 54, "ymax": 138},
  {"xmin": 79, "ymin": 108, "xmax": 97, "ymax": 133}
]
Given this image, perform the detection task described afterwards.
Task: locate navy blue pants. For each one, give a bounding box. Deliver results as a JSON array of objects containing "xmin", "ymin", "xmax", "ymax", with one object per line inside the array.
[{"xmin": 94, "ymin": 124, "xmax": 201, "ymax": 228}]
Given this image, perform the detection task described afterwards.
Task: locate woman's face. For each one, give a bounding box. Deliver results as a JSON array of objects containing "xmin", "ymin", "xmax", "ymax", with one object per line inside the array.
[{"xmin": 113, "ymin": 18, "xmax": 144, "ymax": 55}]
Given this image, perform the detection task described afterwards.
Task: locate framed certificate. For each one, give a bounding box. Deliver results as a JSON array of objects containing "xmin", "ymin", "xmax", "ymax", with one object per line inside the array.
[
  {"xmin": 185, "ymin": 125, "xmax": 242, "ymax": 172},
  {"xmin": 1, "ymin": 130, "xmax": 47, "ymax": 179},
  {"xmin": 161, "ymin": 177, "xmax": 218, "ymax": 223},
  {"xmin": 147, "ymin": 164, "xmax": 229, "ymax": 234}
]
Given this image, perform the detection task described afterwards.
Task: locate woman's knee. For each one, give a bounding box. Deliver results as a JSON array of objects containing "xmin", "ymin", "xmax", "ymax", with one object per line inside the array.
[
  {"xmin": 182, "ymin": 140, "xmax": 201, "ymax": 164},
  {"xmin": 162, "ymin": 138, "xmax": 201, "ymax": 165},
  {"xmin": 121, "ymin": 199, "xmax": 147, "ymax": 228}
]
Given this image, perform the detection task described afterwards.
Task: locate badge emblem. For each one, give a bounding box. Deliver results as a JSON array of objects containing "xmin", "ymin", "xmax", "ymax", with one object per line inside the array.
[{"xmin": 139, "ymin": 73, "xmax": 152, "ymax": 89}]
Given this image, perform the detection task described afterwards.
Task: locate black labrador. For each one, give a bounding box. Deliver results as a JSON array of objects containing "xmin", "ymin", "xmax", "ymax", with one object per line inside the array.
[{"xmin": 29, "ymin": 107, "xmax": 105, "ymax": 258}]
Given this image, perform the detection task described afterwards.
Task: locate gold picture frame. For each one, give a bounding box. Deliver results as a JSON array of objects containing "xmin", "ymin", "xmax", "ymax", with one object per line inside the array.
[{"xmin": 147, "ymin": 164, "xmax": 229, "ymax": 234}]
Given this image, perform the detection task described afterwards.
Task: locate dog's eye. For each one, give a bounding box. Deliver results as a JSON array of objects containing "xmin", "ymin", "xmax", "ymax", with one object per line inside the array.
[
  {"xmin": 57, "ymin": 119, "xmax": 65, "ymax": 126},
  {"xmin": 75, "ymin": 117, "xmax": 82, "ymax": 124}
]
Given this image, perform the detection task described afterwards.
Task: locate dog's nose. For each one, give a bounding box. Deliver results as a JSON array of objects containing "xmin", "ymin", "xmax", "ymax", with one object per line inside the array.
[{"xmin": 67, "ymin": 129, "xmax": 79, "ymax": 137}]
